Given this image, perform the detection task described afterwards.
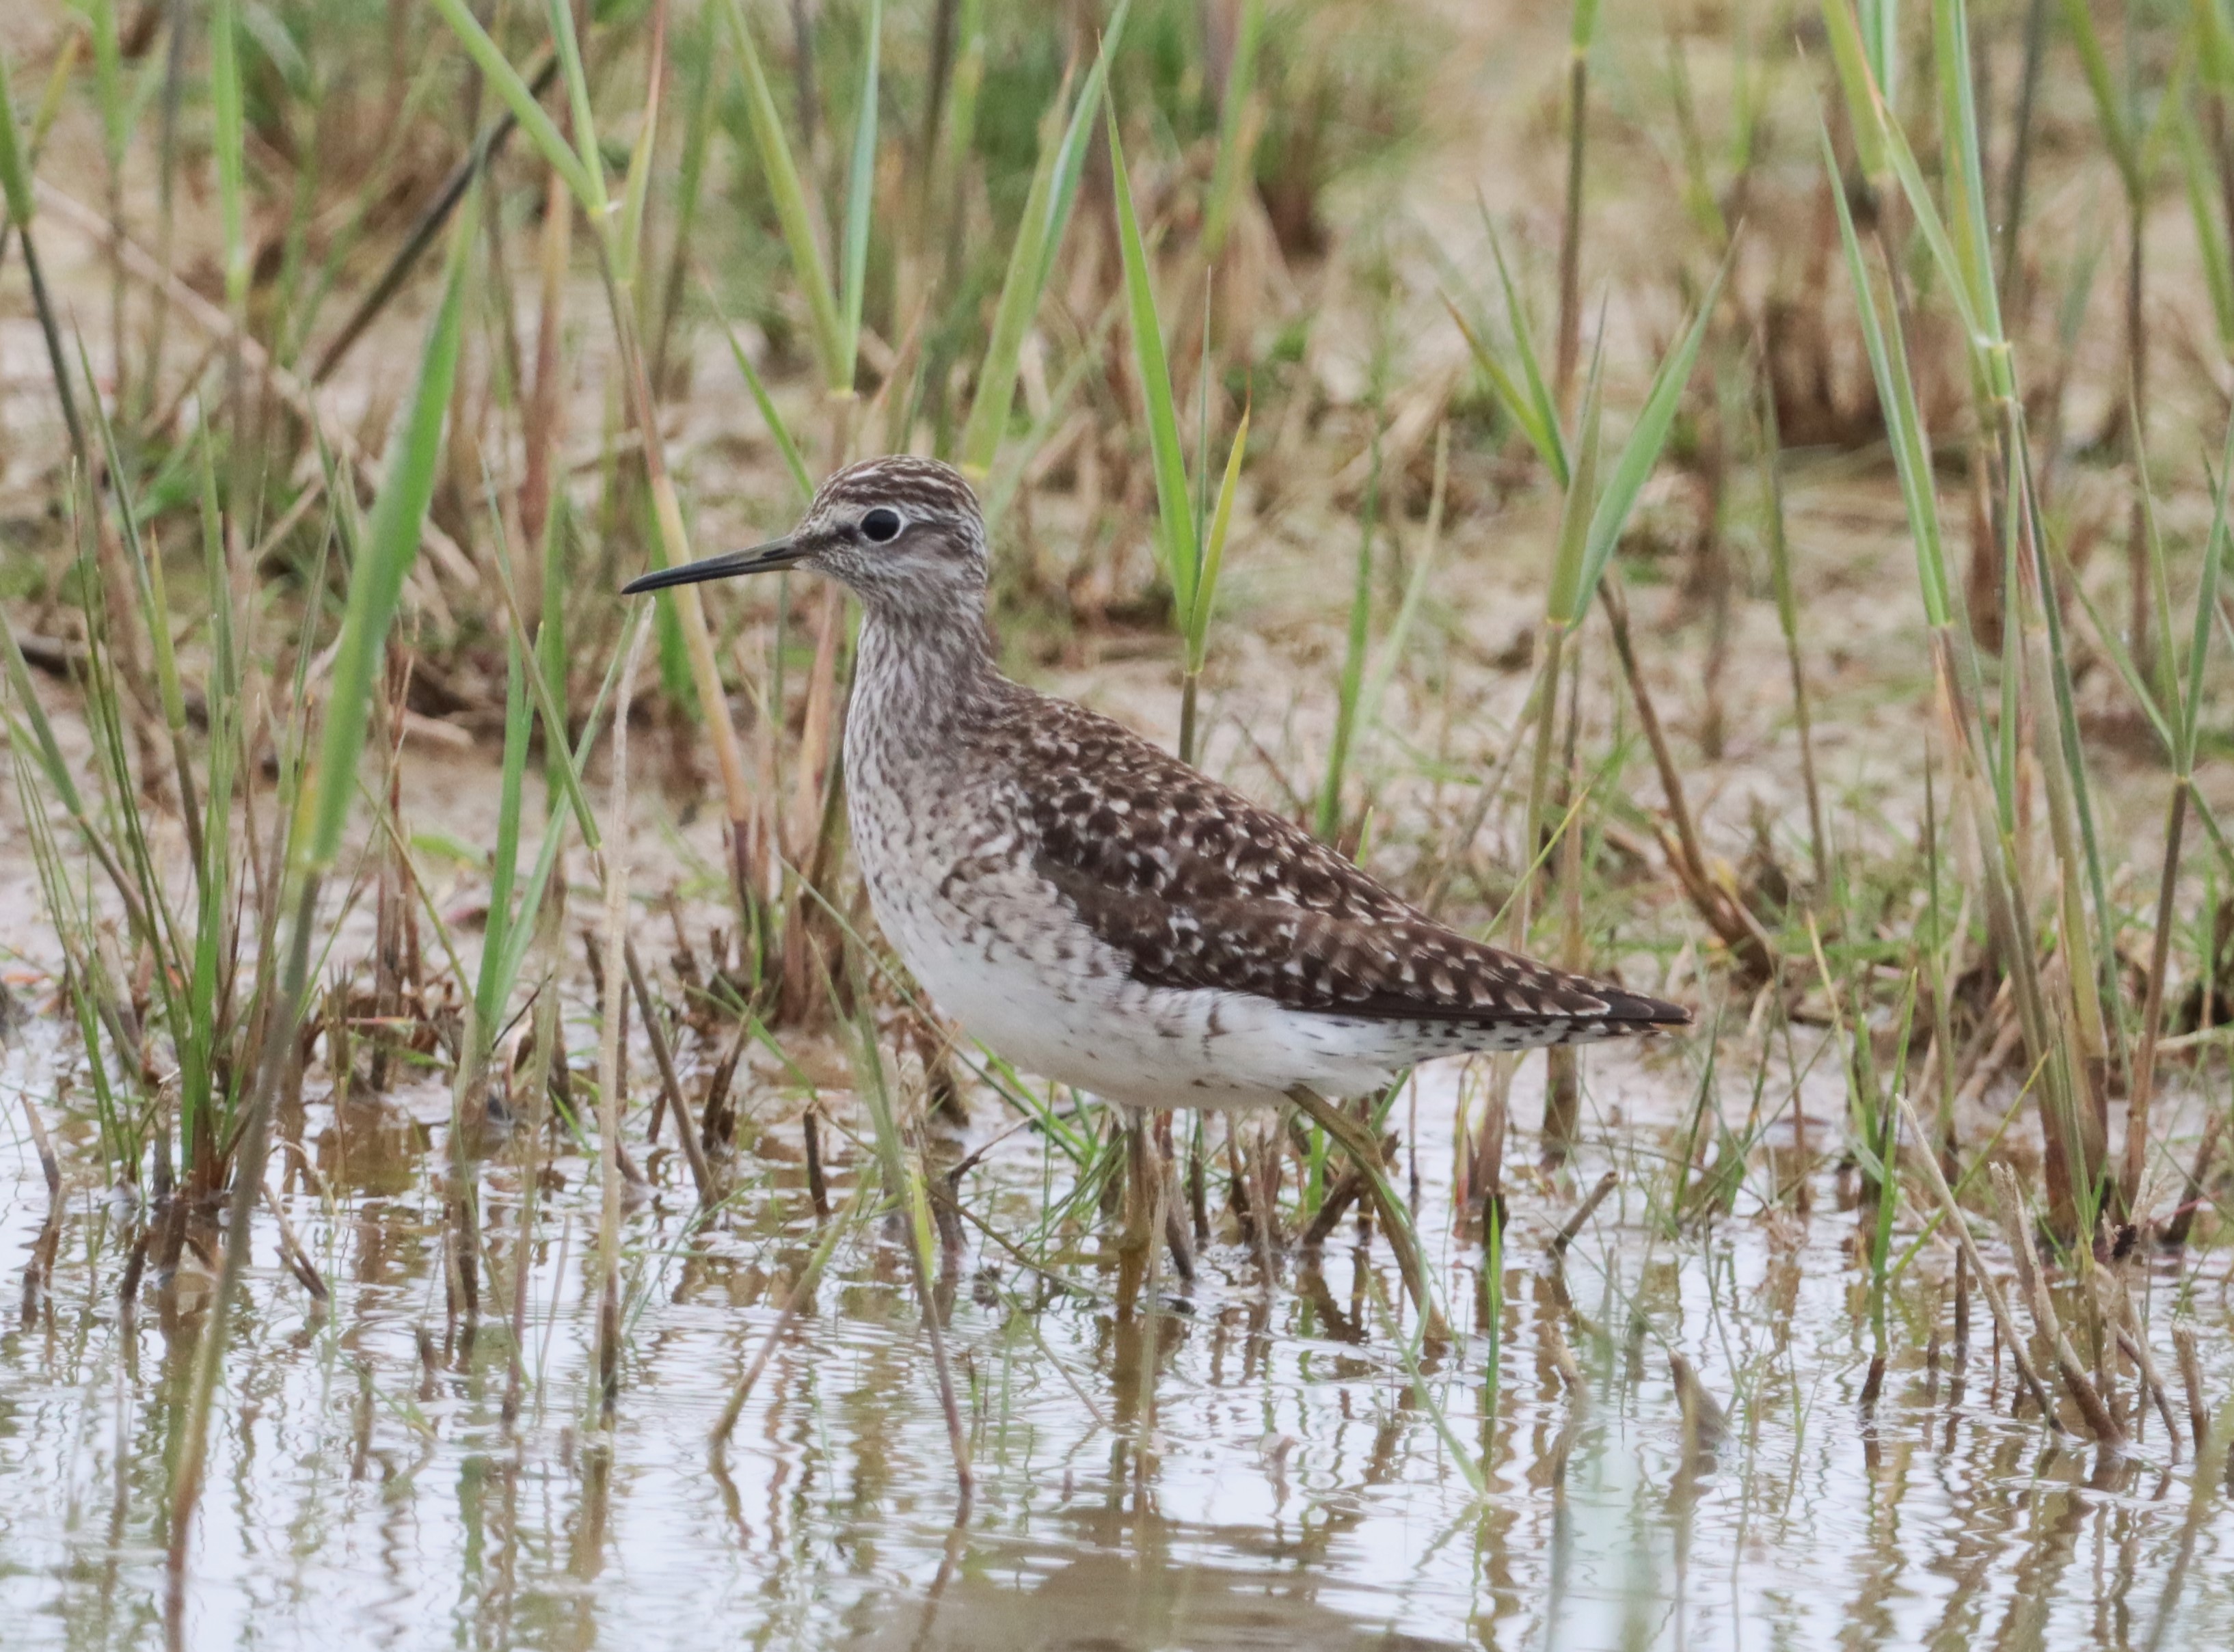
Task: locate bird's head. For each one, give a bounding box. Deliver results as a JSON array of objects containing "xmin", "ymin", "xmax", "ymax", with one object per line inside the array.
[{"xmin": 621, "ymin": 455, "xmax": 988, "ymax": 619}]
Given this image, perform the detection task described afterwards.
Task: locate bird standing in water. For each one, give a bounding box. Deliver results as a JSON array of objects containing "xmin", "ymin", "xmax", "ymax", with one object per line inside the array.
[{"xmin": 625, "ymin": 457, "xmax": 1688, "ymax": 1299}]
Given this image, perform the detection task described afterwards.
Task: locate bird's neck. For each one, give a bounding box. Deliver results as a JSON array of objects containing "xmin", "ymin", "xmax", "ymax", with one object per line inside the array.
[{"xmin": 850, "ymin": 590, "xmax": 1006, "ymax": 748}]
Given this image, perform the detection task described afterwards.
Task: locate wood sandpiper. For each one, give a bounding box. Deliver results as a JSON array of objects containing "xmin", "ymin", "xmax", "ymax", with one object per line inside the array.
[{"xmin": 625, "ymin": 455, "xmax": 1688, "ymax": 1120}]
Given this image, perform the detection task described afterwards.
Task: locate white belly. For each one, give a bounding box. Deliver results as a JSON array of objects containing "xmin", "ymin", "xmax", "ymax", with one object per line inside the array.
[
  {"xmin": 892, "ymin": 914, "xmax": 1397, "ymax": 1109},
  {"xmin": 859, "ymin": 841, "xmax": 1584, "ymax": 1108},
  {"xmin": 845, "ymin": 753, "xmax": 1600, "ymax": 1109}
]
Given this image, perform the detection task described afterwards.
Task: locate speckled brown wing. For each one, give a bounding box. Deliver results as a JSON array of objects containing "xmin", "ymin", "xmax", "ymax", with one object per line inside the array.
[{"xmin": 1006, "ymin": 691, "xmax": 1687, "ymax": 1031}]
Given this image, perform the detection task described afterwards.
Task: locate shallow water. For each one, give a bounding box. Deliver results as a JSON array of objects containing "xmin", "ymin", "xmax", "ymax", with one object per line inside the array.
[{"xmin": 3, "ymin": 1010, "xmax": 2232, "ymax": 1652}]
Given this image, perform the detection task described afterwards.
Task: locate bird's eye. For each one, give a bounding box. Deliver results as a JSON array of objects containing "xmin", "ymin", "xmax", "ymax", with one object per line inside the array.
[{"xmin": 861, "ymin": 506, "xmax": 903, "ymax": 543}]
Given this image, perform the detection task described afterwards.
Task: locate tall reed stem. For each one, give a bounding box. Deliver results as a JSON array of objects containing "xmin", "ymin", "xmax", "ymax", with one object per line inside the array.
[
  {"xmin": 593, "ymin": 617, "xmax": 651, "ymax": 1420},
  {"xmin": 1553, "ymin": 1, "xmax": 1599, "ymax": 411}
]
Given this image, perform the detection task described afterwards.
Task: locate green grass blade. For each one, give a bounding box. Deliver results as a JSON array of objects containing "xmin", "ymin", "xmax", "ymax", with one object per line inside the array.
[
  {"xmin": 655, "ymin": 8, "xmax": 718, "ymax": 347},
  {"xmin": 1194, "ymin": 290, "xmax": 1212, "ymax": 569},
  {"xmin": 1363, "ymin": 422, "xmax": 1447, "ymax": 735},
  {"xmin": 1187, "ymin": 404, "xmax": 1250, "ymax": 673},
  {"xmin": 615, "ymin": 1, "xmax": 668, "ymax": 286},
  {"xmin": 1932, "ymin": 0, "xmax": 2005, "ymax": 342},
  {"xmin": 1865, "ymin": 83, "xmax": 1989, "ymax": 353},
  {"xmin": 2138, "ymin": 427, "xmax": 2181, "ymax": 713},
  {"xmin": 1315, "ymin": 426, "xmax": 1380, "ymax": 841},
  {"xmin": 2201, "ymin": 0, "xmax": 2234, "ymax": 94},
  {"xmin": 705, "ymin": 277, "xmax": 813, "ymax": 502},
  {"xmin": 474, "ymin": 632, "xmax": 533, "ymax": 1025},
  {"xmin": 2179, "ymin": 414, "xmax": 2234, "ymax": 763},
  {"xmin": 1442, "ymin": 290, "xmax": 1563, "ymax": 484},
  {"xmin": 1762, "ymin": 366, "xmax": 1800, "ymax": 640},
  {"xmin": 0, "ymin": 37, "xmax": 34, "ymax": 230},
  {"xmin": 1821, "ymin": 114, "xmax": 1953, "ymax": 625},
  {"xmin": 494, "ymin": 609, "xmax": 641, "ymax": 1000},
  {"xmin": 79, "ymin": 341, "xmax": 193, "ymax": 754},
  {"xmin": 1034, "ymin": 1, "xmax": 1131, "ymax": 303},
  {"xmin": 1859, "ymin": 0, "xmax": 1898, "ymax": 106},
  {"xmin": 1481, "ymin": 208, "xmax": 1568, "ymax": 485},
  {"xmin": 946, "ymin": 0, "xmax": 987, "ymax": 183},
  {"xmin": 1107, "ymin": 99, "xmax": 1200, "ymax": 624},
  {"xmin": 180, "ymin": 647, "xmax": 237, "ymax": 1171},
  {"xmin": 428, "ymin": 0, "xmax": 599, "ymax": 212},
  {"xmin": 2060, "ymin": 0, "xmax": 2140, "ymax": 193},
  {"xmin": 718, "ymin": 0, "xmax": 845, "ymax": 390},
  {"xmin": 982, "ymin": 293, "xmax": 1124, "ymax": 530},
  {"xmin": 306, "ymin": 222, "xmax": 470, "ymax": 872},
  {"xmin": 196, "ymin": 427, "xmax": 237, "ymax": 730},
  {"xmin": 839, "ymin": 0, "xmax": 883, "ymax": 382},
  {"xmin": 1546, "ymin": 338, "xmax": 1605, "ymax": 628},
  {"xmin": 211, "ymin": 0, "xmax": 247, "ymax": 310},
  {"xmin": 487, "ymin": 515, "xmax": 600, "ymax": 847},
  {"xmin": 546, "ymin": 0, "xmax": 604, "ymax": 203},
  {"xmin": 2180, "ymin": 102, "xmax": 2234, "ymax": 351},
  {"xmin": 958, "ymin": 3, "xmax": 1129, "ymax": 477},
  {"xmin": 0, "ymin": 607, "xmax": 88, "ymax": 818},
  {"xmin": 2056, "ymin": 536, "xmax": 2173, "ymax": 753},
  {"xmin": 1574, "ymin": 247, "xmax": 1730, "ymax": 610},
  {"xmin": 954, "ymin": 95, "xmax": 1063, "ymax": 476}
]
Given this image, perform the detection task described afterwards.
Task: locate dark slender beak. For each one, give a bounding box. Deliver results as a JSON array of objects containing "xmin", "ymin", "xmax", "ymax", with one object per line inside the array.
[{"xmin": 621, "ymin": 537, "xmax": 802, "ymax": 595}]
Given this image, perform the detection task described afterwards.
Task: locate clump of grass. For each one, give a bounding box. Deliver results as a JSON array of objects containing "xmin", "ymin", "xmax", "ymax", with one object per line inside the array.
[
  {"xmin": 1820, "ymin": 0, "xmax": 2118, "ymax": 1241},
  {"xmin": 166, "ymin": 185, "xmax": 473, "ymax": 1568}
]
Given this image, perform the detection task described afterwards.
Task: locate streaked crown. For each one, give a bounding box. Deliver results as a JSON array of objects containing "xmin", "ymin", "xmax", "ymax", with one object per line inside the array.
[{"xmin": 808, "ymin": 454, "xmax": 983, "ymax": 526}]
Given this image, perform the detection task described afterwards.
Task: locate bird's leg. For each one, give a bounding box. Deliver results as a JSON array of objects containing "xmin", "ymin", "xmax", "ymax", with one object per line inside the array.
[
  {"xmin": 1286, "ymin": 1085, "xmax": 1449, "ymax": 1345},
  {"xmin": 1185, "ymin": 1114, "xmax": 1211, "ymax": 1245},
  {"xmin": 1468, "ymin": 1055, "xmax": 1514, "ymax": 1236},
  {"xmin": 1155, "ymin": 1109, "xmax": 1195, "ymax": 1286},
  {"xmin": 1110, "ymin": 1107, "xmax": 1171, "ymax": 1472},
  {"xmin": 1114, "ymin": 1109, "xmax": 1158, "ymax": 1320}
]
